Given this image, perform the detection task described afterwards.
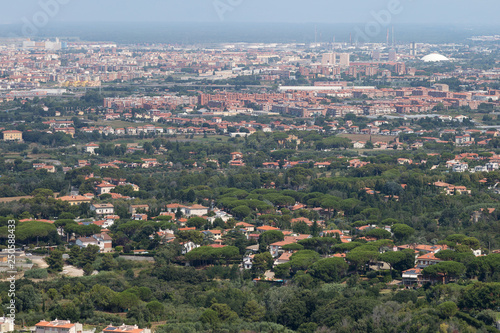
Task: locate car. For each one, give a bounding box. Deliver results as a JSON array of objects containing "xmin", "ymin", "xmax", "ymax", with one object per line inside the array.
[{"xmin": 26, "ymin": 253, "xmax": 32, "ymax": 256}]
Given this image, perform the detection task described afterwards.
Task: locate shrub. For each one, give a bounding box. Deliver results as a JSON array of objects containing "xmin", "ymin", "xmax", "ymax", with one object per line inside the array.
[{"xmin": 24, "ymin": 268, "xmax": 48, "ymax": 279}]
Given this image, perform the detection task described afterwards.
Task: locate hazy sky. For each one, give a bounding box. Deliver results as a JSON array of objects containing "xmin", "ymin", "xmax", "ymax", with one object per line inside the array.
[{"xmin": 2, "ymin": 0, "xmax": 499, "ymax": 26}]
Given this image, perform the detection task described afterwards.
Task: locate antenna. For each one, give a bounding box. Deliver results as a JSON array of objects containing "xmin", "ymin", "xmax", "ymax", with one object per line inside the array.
[
  {"xmin": 314, "ymin": 25, "xmax": 317, "ymax": 44},
  {"xmin": 392, "ymin": 26, "xmax": 395, "ymax": 46},
  {"xmin": 386, "ymin": 29, "xmax": 389, "ymax": 47}
]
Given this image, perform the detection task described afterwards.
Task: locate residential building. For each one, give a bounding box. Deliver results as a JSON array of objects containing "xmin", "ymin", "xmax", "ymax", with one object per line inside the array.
[
  {"xmin": 102, "ymin": 324, "xmax": 150, "ymax": 333},
  {"xmin": 185, "ymin": 204, "xmax": 208, "ymax": 217},
  {"xmin": 75, "ymin": 233, "xmax": 113, "ymax": 252},
  {"xmin": 2, "ymin": 130, "xmax": 23, "ymax": 142},
  {"xmin": 58, "ymin": 195, "xmax": 92, "ymax": 206},
  {"xmin": 35, "ymin": 320, "xmax": 82, "ymax": 333},
  {"xmin": 129, "ymin": 204, "xmax": 149, "ymax": 215},
  {"xmin": 85, "ymin": 143, "xmax": 99, "ymax": 154},
  {"xmin": 90, "ymin": 203, "xmax": 114, "ymax": 215},
  {"xmin": 0, "ymin": 317, "xmax": 14, "ymax": 333}
]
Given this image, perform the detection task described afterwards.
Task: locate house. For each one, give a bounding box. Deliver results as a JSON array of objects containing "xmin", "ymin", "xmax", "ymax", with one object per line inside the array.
[
  {"xmin": 85, "ymin": 143, "xmax": 99, "ymax": 154},
  {"xmin": 353, "ymin": 141, "xmax": 366, "ymax": 149},
  {"xmin": 185, "ymin": 204, "xmax": 208, "ymax": 217},
  {"xmin": 78, "ymin": 160, "xmax": 90, "ymax": 168},
  {"xmin": 58, "ymin": 195, "xmax": 92, "ymax": 206},
  {"xmin": 132, "ymin": 214, "xmax": 148, "ymax": 221},
  {"xmin": 257, "ymin": 226, "xmax": 280, "ymax": 233},
  {"xmin": 154, "ymin": 230, "xmax": 176, "ymax": 242},
  {"xmin": 397, "ymin": 158, "xmax": 413, "ymax": 165},
  {"xmin": 103, "ymin": 215, "xmax": 120, "ymax": 228},
  {"xmin": 274, "ymin": 252, "xmax": 293, "ymax": 266},
  {"xmin": 181, "ymin": 241, "xmax": 200, "ymax": 254},
  {"xmin": 129, "ymin": 204, "xmax": 149, "ymax": 215},
  {"xmin": 402, "ymin": 267, "xmax": 447, "ymax": 286},
  {"xmin": 290, "ymin": 217, "xmax": 313, "ymax": 226},
  {"xmin": 96, "ymin": 182, "xmax": 116, "ymax": 195},
  {"xmin": 207, "ymin": 210, "xmax": 233, "ymax": 224},
  {"xmin": 402, "ymin": 267, "xmax": 423, "ymax": 286},
  {"xmin": 416, "ymin": 252, "xmax": 442, "ymax": 268},
  {"xmin": 166, "ymin": 203, "xmax": 187, "ymax": 214},
  {"xmin": 236, "ymin": 222, "xmax": 255, "ymax": 233},
  {"xmin": 455, "ymin": 134, "xmax": 473, "ymax": 145},
  {"xmin": 90, "ymin": 203, "xmax": 115, "ymax": 215},
  {"xmin": 203, "ymin": 229, "xmax": 223, "ymax": 240},
  {"xmin": 35, "ymin": 320, "xmax": 83, "ymax": 333},
  {"xmin": 141, "ymin": 158, "xmax": 159, "ymax": 168},
  {"xmin": 0, "ymin": 317, "xmax": 14, "ymax": 333},
  {"xmin": 230, "ymin": 152, "xmax": 243, "ymax": 160},
  {"xmin": 243, "ymin": 254, "xmax": 255, "ymax": 269},
  {"xmin": 103, "ymin": 324, "xmax": 150, "ymax": 333},
  {"xmin": 269, "ymin": 235, "xmax": 311, "ymax": 257},
  {"xmin": 2, "ymin": 130, "xmax": 23, "ymax": 142},
  {"xmin": 75, "ymin": 233, "xmax": 113, "ymax": 253},
  {"xmin": 452, "ymin": 163, "xmax": 468, "ymax": 173}
]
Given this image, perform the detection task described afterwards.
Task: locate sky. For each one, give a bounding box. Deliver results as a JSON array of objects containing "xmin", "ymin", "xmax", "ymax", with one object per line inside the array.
[{"xmin": 1, "ymin": 0, "xmax": 499, "ymax": 26}]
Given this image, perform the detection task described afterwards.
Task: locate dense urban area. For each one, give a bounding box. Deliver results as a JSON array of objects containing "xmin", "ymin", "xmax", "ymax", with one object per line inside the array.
[{"xmin": 1, "ymin": 35, "xmax": 500, "ymax": 333}]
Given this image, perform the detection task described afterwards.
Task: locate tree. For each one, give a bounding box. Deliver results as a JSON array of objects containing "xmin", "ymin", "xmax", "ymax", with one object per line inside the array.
[
  {"xmin": 50, "ymin": 303, "xmax": 80, "ymax": 323},
  {"xmin": 252, "ymin": 252, "xmax": 273, "ymax": 274},
  {"xmin": 292, "ymin": 221, "xmax": 310, "ymax": 234},
  {"xmin": 112, "ymin": 292, "xmax": 140, "ymax": 311},
  {"xmin": 83, "ymin": 263, "xmax": 94, "ymax": 276},
  {"xmin": 203, "ymin": 303, "xmax": 238, "ymax": 323},
  {"xmin": 100, "ymin": 254, "xmax": 117, "ymax": 271},
  {"xmin": 16, "ymin": 284, "xmax": 42, "ymax": 312},
  {"xmin": 437, "ymin": 301, "xmax": 458, "ymax": 319},
  {"xmin": 177, "ymin": 230, "xmax": 203, "ymax": 244},
  {"xmin": 232, "ymin": 205, "xmax": 253, "ymax": 219},
  {"xmin": 365, "ymin": 228, "xmax": 391, "ymax": 240},
  {"xmin": 89, "ymin": 284, "xmax": 116, "ymax": 311},
  {"xmin": 379, "ymin": 249, "xmax": 415, "ymax": 274},
  {"xmin": 186, "ymin": 189, "xmax": 196, "ymax": 202},
  {"xmin": 187, "ymin": 216, "xmax": 206, "ymax": 229},
  {"xmin": 200, "ymin": 309, "xmax": 219, "ymax": 326},
  {"xmin": 80, "ymin": 245, "xmax": 99, "ymax": 267},
  {"xmin": 422, "ymin": 261, "xmax": 466, "ymax": 282},
  {"xmin": 346, "ymin": 250, "xmax": 379, "ymax": 273},
  {"xmin": 459, "ymin": 282, "xmax": 500, "ymax": 310},
  {"xmin": 309, "ymin": 257, "xmax": 348, "ymax": 282},
  {"xmin": 391, "ymin": 223, "xmax": 415, "ymax": 242},
  {"xmin": 289, "ymin": 250, "xmax": 320, "ymax": 273},
  {"xmin": 45, "ymin": 250, "xmax": 64, "ymax": 272},
  {"xmin": 242, "ymin": 299, "xmax": 266, "ymax": 322},
  {"xmin": 146, "ymin": 300, "xmax": 165, "ymax": 320},
  {"xmin": 259, "ymin": 230, "xmax": 284, "ymax": 252}
]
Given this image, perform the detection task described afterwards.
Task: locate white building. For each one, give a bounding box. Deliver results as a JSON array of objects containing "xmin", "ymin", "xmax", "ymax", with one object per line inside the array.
[
  {"xmin": 85, "ymin": 143, "xmax": 99, "ymax": 154},
  {"xmin": 181, "ymin": 241, "xmax": 200, "ymax": 254},
  {"xmin": 0, "ymin": 317, "xmax": 14, "ymax": 333},
  {"xmin": 184, "ymin": 204, "xmax": 208, "ymax": 217},
  {"xmin": 103, "ymin": 324, "xmax": 150, "ymax": 333},
  {"xmin": 75, "ymin": 233, "xmax": 113, "ymax": 253},
  {"xmin": 90, "ymin": 203, "xmax": 114, "ymax": 215},
  {"xmin": 35, "ymin": 320, "xmax": 82, "ymax": 333}
]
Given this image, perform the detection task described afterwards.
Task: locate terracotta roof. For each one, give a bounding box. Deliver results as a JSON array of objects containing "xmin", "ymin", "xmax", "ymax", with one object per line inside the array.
[{"xmin": 36, "ymin": 321, "xmax": 75, "ymax": 329}]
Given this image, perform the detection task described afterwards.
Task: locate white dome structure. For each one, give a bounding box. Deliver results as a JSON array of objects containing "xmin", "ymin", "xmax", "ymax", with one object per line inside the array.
[{"xmin": 421, "ymin": 53, "xmax": 450, "ymax": 62}]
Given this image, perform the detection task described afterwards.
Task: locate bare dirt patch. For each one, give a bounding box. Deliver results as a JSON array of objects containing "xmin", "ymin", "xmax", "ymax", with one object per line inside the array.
[{"xmin": 60, "ymin": 265, "xmax": 85, "ymax": 277}]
